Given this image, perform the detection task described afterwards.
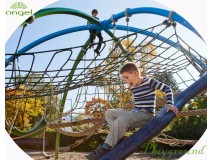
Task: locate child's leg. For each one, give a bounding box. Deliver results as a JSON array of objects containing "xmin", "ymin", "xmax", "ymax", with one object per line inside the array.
[
  {"xmin": 85, "ymin": 109, "xmax": 153, "ymax": 159},
  {"xmin": 104, "ymin": 114, "xmax": 129, "ymax": 147},
  {"xmin": 95, "ymin": 32, "xmax": 103, "ymax": 51},
  {"xmin": 89, "ymin": 30, "xmax": 95, "ymax": 45},
  {"xmin": 104, "ymin": 110, "xmax": 154, "ymax": 147},
  {"xmin": 105, "ymin": 109, "xmax": 129, "ymax": 130},
  {"xmin": 85, "ymin": 110, "xmax": 129, "ymax": 160}
]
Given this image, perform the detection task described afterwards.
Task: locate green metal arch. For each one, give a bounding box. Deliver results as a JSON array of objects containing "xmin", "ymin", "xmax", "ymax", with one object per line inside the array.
[{"xmin": 23, "ymin": 7, "xmax": 100, "ymax": 25}]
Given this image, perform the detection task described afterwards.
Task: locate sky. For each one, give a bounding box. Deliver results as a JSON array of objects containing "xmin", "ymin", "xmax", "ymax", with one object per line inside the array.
[
  {"xmin": 6, "ymin": 0, "xmax": 206, "ymax": 53},
  {"xmin": 5, "ymin": 0, "xmax": 207, "ymax": 113}
]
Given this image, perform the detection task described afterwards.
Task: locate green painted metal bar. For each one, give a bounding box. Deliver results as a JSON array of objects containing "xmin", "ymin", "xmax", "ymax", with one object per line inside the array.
[
  {"xmin": 22, "ymin": 7, "xmax": 100, "ymax": 26},
  {"xmin": 8, "ymin": 7, "xmax": 127, "ymax": 67},
  {"xmin": 54, "ymin": 39, "xmax": 90, "ymax": 159},
  {"xmin": 54, "ymin": 31, "xmax": 126, "ymax": 159},
  {"xmin": 55, "ymin": 130, "xmax": 61, "ymax": 160}
]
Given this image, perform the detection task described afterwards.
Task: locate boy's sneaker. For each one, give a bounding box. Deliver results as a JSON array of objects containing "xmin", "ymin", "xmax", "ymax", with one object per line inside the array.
[
  {"xmin": 85, "ymin": 145, "xmax": 109, "ymax": 160},
  {"xmin": 94, "ymin": 49, "xmax": 100, "ymax": 55}
]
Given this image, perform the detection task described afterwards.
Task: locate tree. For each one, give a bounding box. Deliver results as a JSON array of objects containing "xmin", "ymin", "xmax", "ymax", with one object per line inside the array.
[
  {"xmin": 84, "ymin": 98, "xmax": 109, "ymax": 118},
  {"xmin": 165, "ymin": 96, "xmax": 207, "ymax": 140},
  {"xmin": 5, "ymin": 86, "xmax": 45, "ymax": 131},
  {"xmin": 5, "ymin": 73, "xmax": 60, "ymax": 130}
]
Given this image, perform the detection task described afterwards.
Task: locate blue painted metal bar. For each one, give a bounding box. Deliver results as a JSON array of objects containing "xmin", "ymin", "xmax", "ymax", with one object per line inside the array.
[
  {"xmin": 108, "ymin": 24, "xmax": 180, "ymax": 48},
  {"xmin": 5, "ymin": 25, "xmax": 95, "ymax": 67},
  {"xmin": 192, "ymin": 55, "xmax": 207, "ymax": 70},
  {"xmin": 22, "ymin": 7, "xmax": 203, "ymax": 40},
  {"xmin": 102, "ymin": 7, "xmax": 203, "ymax": 41},
  {"xmin": 6, "ymin": 23, "xmax": 206, "ymax": 72},
  {"xmin": 108, "ymin": 24, "xmax": 207, "ymax": 71},
  {"xmin": 100, "ymin": 72, "xmax": 207, "ymax": 160},
  {"xmin": 6, "ymin": 7, "xmax": 204, "ymax": 68}
]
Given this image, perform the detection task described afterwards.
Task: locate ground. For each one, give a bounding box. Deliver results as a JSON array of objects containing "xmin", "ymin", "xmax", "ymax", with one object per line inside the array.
[{"xmin": 28, "ymin": 151, "xmax": 183, "ymax": 160}]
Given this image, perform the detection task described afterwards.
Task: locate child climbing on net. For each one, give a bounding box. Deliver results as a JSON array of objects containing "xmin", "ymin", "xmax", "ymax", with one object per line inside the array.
[{"xmin": 87, "ymin": 9, "xmax": 103, "ymax": 56}]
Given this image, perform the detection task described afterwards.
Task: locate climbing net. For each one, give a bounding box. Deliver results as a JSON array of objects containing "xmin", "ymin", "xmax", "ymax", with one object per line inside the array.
[{"xmin": 5, "ymin": 7, "xmax": 207, "ymax": 150}]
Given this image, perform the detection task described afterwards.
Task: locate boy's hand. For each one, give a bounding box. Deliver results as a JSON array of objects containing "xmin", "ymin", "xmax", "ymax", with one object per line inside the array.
[{"xmin": 166, "ymin": 104, "xmax": 179, "ymax": 116}]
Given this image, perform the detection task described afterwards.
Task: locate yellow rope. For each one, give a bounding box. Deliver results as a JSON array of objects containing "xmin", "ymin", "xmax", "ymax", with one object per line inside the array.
[
  {"xmin": 58, "ymin": 120, "xmax": 104, "ymax": 137},
  {"xmin": 154, "ymin": 132, "xmax": 197, "ymax": 147},
  {"xmin": 178, "ymin": 109, "xmax": 206, "ymax": 117},
  {"xmin": 154, "ymin": 137, "xmax": 197, "ymax": 146},
  {"xmin": 47, "ymin": 118, "xmax": 104, "ymax": 129}
]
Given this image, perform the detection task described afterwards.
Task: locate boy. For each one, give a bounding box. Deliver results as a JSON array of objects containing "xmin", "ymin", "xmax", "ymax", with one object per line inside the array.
[
  {"xmin": 86, "ymin": 62, "xmax": 179, "ymax": 160},
  {"xmin": 87, "ymin": 9, "xmax": 103, "ymax": 55}
]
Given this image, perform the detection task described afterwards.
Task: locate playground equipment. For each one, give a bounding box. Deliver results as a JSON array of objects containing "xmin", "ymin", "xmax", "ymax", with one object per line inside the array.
[{"xmin": 5, "ymin": 7, "xmax": 206, "ymax": 160}]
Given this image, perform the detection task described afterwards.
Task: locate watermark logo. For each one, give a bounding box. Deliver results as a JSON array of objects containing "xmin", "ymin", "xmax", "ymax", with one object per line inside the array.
[
  {"xmin": 6, "ymin": 2, "xmax": 33, "ymax": 16},
  {"xmin": 10, "ymin": 2, "xmax": 27, "ymax": 9},
  {"xmin": 141, "ymin": 141, "xmax": 207, "ymax": 159}
]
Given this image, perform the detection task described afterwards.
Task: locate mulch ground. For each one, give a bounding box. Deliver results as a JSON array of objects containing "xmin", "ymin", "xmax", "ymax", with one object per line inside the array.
[{"xmin": 28, "ymin": 151, "xmax": 183, "ymax": 160}]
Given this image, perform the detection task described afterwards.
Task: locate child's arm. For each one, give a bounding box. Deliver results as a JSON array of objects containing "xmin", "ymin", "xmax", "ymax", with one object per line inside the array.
[{"xmin": 148, "ymin": 77, "xmax": 179, "ymax": 115}]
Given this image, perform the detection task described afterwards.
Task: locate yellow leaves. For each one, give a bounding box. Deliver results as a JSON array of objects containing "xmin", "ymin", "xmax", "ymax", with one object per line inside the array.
[
  {"xmin": 84, "ymin": 97, "xmax": 109, "ymax": 118},
  {"xmin": 156, "ymin": 90, "xmax": 166, "ymax": 98},
  {"xmin": 189, "ymin": 101, "xmax": 198, "ymax": 110},
  {"xmin": 91, "ymin": 97, "xmax": 108, "ymax": 104},
  {"xmin": 88, "ymin": 66, "xmax": 106, "ymax": 82},
  {"xmin": 105, "ymin": 58, "xmax": 110, "ymax": 64},
  {"xmin": 105, "ymin": 85, "xmax": 132, "ymax": 109},
  {"xmin": 121, "ymin": 39, "xmax": 130, "ymax": 47},
  {"xmin": 5, "ymin": 87, "xmax": 45, "ymax": 130},
  {"xmin": 121, "ymin": 39, "xmax": 135, "ymax": 51}
]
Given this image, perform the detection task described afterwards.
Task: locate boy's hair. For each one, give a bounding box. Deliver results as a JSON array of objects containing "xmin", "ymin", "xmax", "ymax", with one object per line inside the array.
[
  {"xmin": 92, "ymin": 9, "xmax": 98, "ymax": 15},
  {"xmin": 120, "ymin": 62, "xmax": 140, "ymax": 74}
]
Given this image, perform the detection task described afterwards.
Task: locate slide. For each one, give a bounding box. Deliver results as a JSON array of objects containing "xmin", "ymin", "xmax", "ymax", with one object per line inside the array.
[
  {"xmin": 100, "ymin": 72, "xmax": 207, "ymax": 160},
  {"xmin": 6, "ymin": 117, "xmax": 46, "ymax": 138}
]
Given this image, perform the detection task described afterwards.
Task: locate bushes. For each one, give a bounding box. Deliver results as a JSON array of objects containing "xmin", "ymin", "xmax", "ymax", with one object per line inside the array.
[{"xmin": 164, "ymin": 96, "xmax": 207, "ymax": 140}]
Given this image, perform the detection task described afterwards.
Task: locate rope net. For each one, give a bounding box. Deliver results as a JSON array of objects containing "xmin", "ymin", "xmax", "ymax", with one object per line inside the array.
[
  {"xmin": 5, "ymin": 12, "xmax": 206, "ymax": 144},
  {"xmin": 5, "ymin": 20, "xmax": 206, "ymax": 98}
]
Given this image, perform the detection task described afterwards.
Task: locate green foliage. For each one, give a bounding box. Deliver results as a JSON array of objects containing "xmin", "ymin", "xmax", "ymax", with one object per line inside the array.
[
  {"xmin": 153, "ymin": 72, "xmax": 181, "ymax": 93},
  {"xmin": 165, "ymin": 96, "xmax": 207, "ymax": 140},
  {"xmin": 71, "ymin": 114, "xmax": 90, "ymax": 132}
]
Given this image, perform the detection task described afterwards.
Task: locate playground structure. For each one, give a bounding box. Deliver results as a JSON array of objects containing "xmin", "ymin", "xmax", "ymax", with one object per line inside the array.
[{"xmin": 5, "ymin": 7, "xmax": 207, "ymax": 160}]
